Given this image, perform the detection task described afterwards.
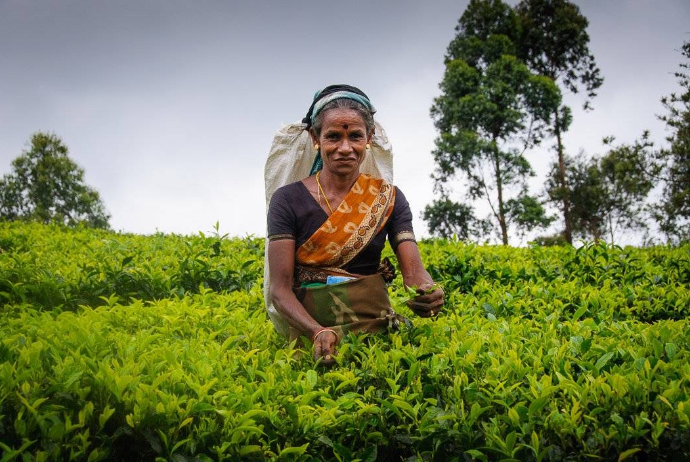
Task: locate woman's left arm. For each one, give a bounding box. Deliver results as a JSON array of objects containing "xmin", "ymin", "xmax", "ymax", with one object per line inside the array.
[{"xmin": 395, "ymin": 241, "xmax": 444, "ymax": 317}]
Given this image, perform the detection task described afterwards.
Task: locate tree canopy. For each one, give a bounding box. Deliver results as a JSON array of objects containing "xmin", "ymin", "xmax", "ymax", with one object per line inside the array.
[
  {"xmin": 0, "ymin": 132, "xmax": 110, "ymax": 229},
  {"xmin": 546, "ymin": 134, "xmax": 657, "ymax": 244},
  {"xmin": 654, "ymin": 41, "xmax": 690, "ymax": 243},
  {"xmin": 421, "ymin": 198, "xmax": 490, "ymax": 240},
  {"xmin": 425, "ymin": 0, "xmax": 559, "ymax": 245},
  {"xmin": 515, "ymin": 0, "xmax": 603, "ymax": 245}
]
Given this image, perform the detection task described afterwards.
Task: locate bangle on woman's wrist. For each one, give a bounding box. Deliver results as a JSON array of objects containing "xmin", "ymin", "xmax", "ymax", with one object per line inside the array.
[{"xmin": 312, "ymin": 327, "xmax": 338, "ymax": 344}]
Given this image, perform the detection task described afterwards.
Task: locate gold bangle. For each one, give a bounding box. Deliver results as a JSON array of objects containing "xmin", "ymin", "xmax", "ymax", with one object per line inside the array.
[{"xmin": 312, "ymin": 327, "xmax": 338, "ymax": 344}]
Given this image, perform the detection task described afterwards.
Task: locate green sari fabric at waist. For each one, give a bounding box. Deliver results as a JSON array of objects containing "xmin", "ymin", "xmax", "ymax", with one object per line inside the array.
[{"xmin": 289, "ymin": 274, "xmax": 405, "ymax": 341}]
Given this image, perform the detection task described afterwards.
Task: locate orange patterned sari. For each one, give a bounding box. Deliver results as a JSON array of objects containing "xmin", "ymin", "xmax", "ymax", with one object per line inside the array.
[{"xmin": 295, "ymin": 173, "xmax": 395, "ymax": 282}]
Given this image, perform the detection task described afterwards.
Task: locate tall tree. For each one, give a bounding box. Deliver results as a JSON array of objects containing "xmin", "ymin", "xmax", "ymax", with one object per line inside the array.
[
  {"xmin": 597, "ymin": 135, "xmax": 657, "ymax": 243},
  {"xmin": 516, "ymin": 0, "xmax": 603, "ymax": 244},
  {"xmin": 655, "ymin": 41, "xmax": 690, "ymax": 243},
  {"xmin": 546, "ymin": 134, "xmax": 657, "ymax": 243},
  {"xmin": 545, "ymin": 153, "xmax": 603, "ymax": 240},
  {"xmin": 0, "ymin": 132, "xmax": 110, "ymax": 229},
  {"xmin": 425, "ymin": 0, "xmax": 559, "ymax": 244}
]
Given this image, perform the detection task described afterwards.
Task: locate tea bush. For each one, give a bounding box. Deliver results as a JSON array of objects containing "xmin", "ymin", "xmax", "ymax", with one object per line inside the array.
[
  {"xmin": 0, "ymin": 222, "xmax": 263, "ymax": 311},
  {"xmin": 1, "ymin": 223, "xmax": 689, "ymax": 461}
]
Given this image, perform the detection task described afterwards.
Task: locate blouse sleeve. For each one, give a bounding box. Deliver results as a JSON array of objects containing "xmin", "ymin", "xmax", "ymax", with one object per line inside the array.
[
  {"xmin": 388, "ymin": 186, "xmax": 416, "ymax": 251},
  {"xmin": 267, "ymin": 186, "xmax": 297, "ymax": 241}
]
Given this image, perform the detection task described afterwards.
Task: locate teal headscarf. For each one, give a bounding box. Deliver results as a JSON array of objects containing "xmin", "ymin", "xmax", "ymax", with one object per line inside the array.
[{"xmin": 303, "ymin": 85, "xmax": 376, "ymax": 175}]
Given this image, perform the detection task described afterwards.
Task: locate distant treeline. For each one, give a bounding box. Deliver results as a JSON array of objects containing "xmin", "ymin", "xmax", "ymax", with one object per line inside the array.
[{"xmin": 423, "ymin": 0, "xmax": 690, "ymax": 246}]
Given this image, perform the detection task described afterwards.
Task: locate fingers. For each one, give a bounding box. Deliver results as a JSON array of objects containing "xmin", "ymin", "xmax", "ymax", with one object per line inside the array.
[
  {"xmin": 417, "ymin": 282, "xmax": 437, "ymax": 294},
  {"xmin": 412, "ymin": 288, "xmax": 443, "ymax": 304},
  {"xmin": 313, "ymin": 331, "xmax": 338, "ymax": 366},
  {"xmin": 408, "ymin": 299, "xmax": 444, "ymax": 309},
  {"xmin": 407, "ymin": 288, "xmax": 445, "ymax": 318},
  {"xmin": 408, "ymin": 288, "xmax": 444, "ymax": 307},
  {"xmin": 313, "ymin": 335, "xmax": 324, "ymax": 360},
  {"xmin": 410, "ymin": 307, "xmax": 432, "ymax": 318},
  {"xmin": 410, "ymin": 306, "xmax": 440, "ymax": 318}
]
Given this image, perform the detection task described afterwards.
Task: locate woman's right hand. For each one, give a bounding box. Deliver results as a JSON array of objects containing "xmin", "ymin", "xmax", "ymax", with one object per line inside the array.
[
  {"xmin": 313, "ymin": 330, "xmax": 338, "ymax": 366},
  {"xmin": 407, "ymin": 282, "xmax": 444, "ymax": 318}
]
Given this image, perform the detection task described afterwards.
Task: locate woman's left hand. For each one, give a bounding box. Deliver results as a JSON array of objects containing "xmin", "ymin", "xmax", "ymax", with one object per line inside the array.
[
  {"xmin": 313, "ymin": 329, "xmax": 338, "ymax": 366},
  {"xmin": 396, "ymin": 241, "xmax": 445, "ymax": 318},
  {"xmin": 406, "ymin": 282, "xmax": 445, "ymax": 318}
]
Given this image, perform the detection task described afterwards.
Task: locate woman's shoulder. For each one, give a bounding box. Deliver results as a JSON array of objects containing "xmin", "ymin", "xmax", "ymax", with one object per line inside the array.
[
  {"xmin": 272, "ymin": 180, "xmax": 308, "ymax": 201},
  {"xmin": 392, "ymin": 185, "xmax": 408, "ymax": 202}
]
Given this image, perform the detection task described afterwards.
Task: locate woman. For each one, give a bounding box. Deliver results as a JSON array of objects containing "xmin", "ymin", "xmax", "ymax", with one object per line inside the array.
[{"xmin": 267, "ymin": 84, "xmax": 444, "ymax": 365}]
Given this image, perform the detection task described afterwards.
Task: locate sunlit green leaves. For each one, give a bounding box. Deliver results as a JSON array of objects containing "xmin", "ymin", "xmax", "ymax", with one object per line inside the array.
[{"xmin": 1, "ymin": 223, "xmax": 689, "ymax": 460}]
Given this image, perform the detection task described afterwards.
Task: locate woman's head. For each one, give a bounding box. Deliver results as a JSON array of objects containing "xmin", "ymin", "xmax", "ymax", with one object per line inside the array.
[
  {"xmin": 310, "ymin": 106, "xmax": 372, "ymax": 176},
  {"xmin": 304, "ymin": 85, "xmax": 376, "ymax": 176},
  {"xmin": 304, "ymin": 84, "xmax": 376, "ymax": 138},
  {"xmin": 311, "ymin": 98, "xmax": 375, "ymax": 139}
]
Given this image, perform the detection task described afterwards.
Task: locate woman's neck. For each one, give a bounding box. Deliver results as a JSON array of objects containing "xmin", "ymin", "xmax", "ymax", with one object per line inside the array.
[{"xmin": 318, "ymin": 169, "xmax": 360, "ymax": 195}]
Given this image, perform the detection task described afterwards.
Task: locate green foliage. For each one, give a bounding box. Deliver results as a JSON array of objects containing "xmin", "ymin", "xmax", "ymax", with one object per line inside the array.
[
  {"xmin": 1, "ymin": 222, "xmax": 690, "ymax": 460},
  {"xmin": 529, "ymin": 233, "xmax": 567, "ymax": 247},
  {"xmin": 655, "ymin": 41, "xmax": 690, "ymax": 244},
  {"xmin": 0, "ymin": 132, "xmax": 110, "ymax": 229},
  {"xmin": 515, "ymin": 0, "xmax": 603, "ymax": 245},
  {"xmin": 421, "ymin": 199, "xmax": 490, "ymax": 240},
  {"xmin": 429, "ymin": 0, "xmax": 561, "ymax": 244},
  {"xmin": 515, "ymin": 0, "xmax": 602, "ymax": 103},
  {"xmin": 505, "ymin": 193, "xmax": 555, "ymax": 239},
  {"xmin": 0, "ymin": 221, "xmax": 263, "ymax": 311},
  {"xmin": 546, "ymin": 134, "xmax": 658, "ymax": 243},
  {"xmin": 546, "ymin": 153, "xmax": 602, "ymax": 240}
]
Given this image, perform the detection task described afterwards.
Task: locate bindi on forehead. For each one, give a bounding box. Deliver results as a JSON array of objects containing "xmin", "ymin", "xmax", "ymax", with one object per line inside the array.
[{"xmin": 343, "ymin": 124, "xmax": 348, "ymax": 129}]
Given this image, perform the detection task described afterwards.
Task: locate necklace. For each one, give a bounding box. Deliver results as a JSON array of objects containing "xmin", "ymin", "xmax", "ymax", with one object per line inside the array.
[{"xmin": 315, "ymin": 171, "xmax": 334, "ymax": 214}]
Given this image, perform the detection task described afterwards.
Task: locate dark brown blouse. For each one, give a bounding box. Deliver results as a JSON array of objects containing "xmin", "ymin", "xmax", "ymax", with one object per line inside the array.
[{"xmin": 267, "ymin": 180, "xmax": 415, "ymax": 275}]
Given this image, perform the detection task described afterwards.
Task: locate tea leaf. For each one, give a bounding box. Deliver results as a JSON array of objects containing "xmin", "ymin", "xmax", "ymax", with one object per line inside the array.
[
  {"xmin": 279, "ymin": 444, "xmax": 308, "ymax": 457},
  {"xmin": 665, "ymin": 343, "xmax": 679, "ymax": 360},
  {"xmin": 618, "ymin": 448, "xmax": 641, "ymax": 461},
  {"xmin": 573, "ymin": 305, "xmax": 587, "ymax": 320},
  {"xmin": 528, "ymin": 396, "xmax": 549, "ymax": 416},
  {"xmin": 595, "ymin": 352, "xmax": 615, "ymax": 371},
  {"xmin": 98, "ymin": 406, "xmax": 115, "ymax": 429}
]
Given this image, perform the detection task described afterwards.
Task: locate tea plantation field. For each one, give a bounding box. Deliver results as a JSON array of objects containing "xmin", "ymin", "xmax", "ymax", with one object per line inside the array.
[{"xmin": 1, "ymin": 222, "xmax": 689, "ymax": 461}]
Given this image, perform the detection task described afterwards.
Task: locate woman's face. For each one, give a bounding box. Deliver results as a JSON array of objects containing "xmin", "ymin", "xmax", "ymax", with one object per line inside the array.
[{"xmin": 312, "ymin": 108, "xmax": 373, "ymax": 177}]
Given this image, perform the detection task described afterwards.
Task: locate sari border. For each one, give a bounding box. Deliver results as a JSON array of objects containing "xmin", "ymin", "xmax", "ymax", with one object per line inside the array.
[{"xmin": 333, "ymin": 181, "xmax": 395, "ymax": 268}]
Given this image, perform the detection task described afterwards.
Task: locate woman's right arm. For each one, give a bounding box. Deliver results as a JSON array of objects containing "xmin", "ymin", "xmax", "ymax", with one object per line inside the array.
[{"xmin": 268, "ymin": 238, "xmax": 338, "ymax": 364}]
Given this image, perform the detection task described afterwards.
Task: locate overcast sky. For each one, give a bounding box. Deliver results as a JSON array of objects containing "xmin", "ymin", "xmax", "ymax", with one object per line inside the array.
[{"xmin": 1, "ymin": 0, "xmax": 688, "ymax": 244}]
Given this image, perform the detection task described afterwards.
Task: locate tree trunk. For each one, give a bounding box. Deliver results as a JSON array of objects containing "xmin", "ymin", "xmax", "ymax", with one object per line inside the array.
[
  {"xmin": 554, "ymin": 109, "xmax": 573, "ymax": 244},
  {"xmin": 591, "ymin": 227, "xmax": 600, "ymax": 241},
  {"xmin": 493, "ymin": 144, "xmax": 509, "ymax": 245}
]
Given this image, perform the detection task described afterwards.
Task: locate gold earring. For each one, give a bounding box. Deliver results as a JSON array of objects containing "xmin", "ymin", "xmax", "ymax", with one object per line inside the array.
[
  {"xmin": 366, "ymin": 143, "xmax": 371, "ymax": 149},
  {"xmin": 314, "ymin": 144, "xmax": 319, "ymax": 150}
]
